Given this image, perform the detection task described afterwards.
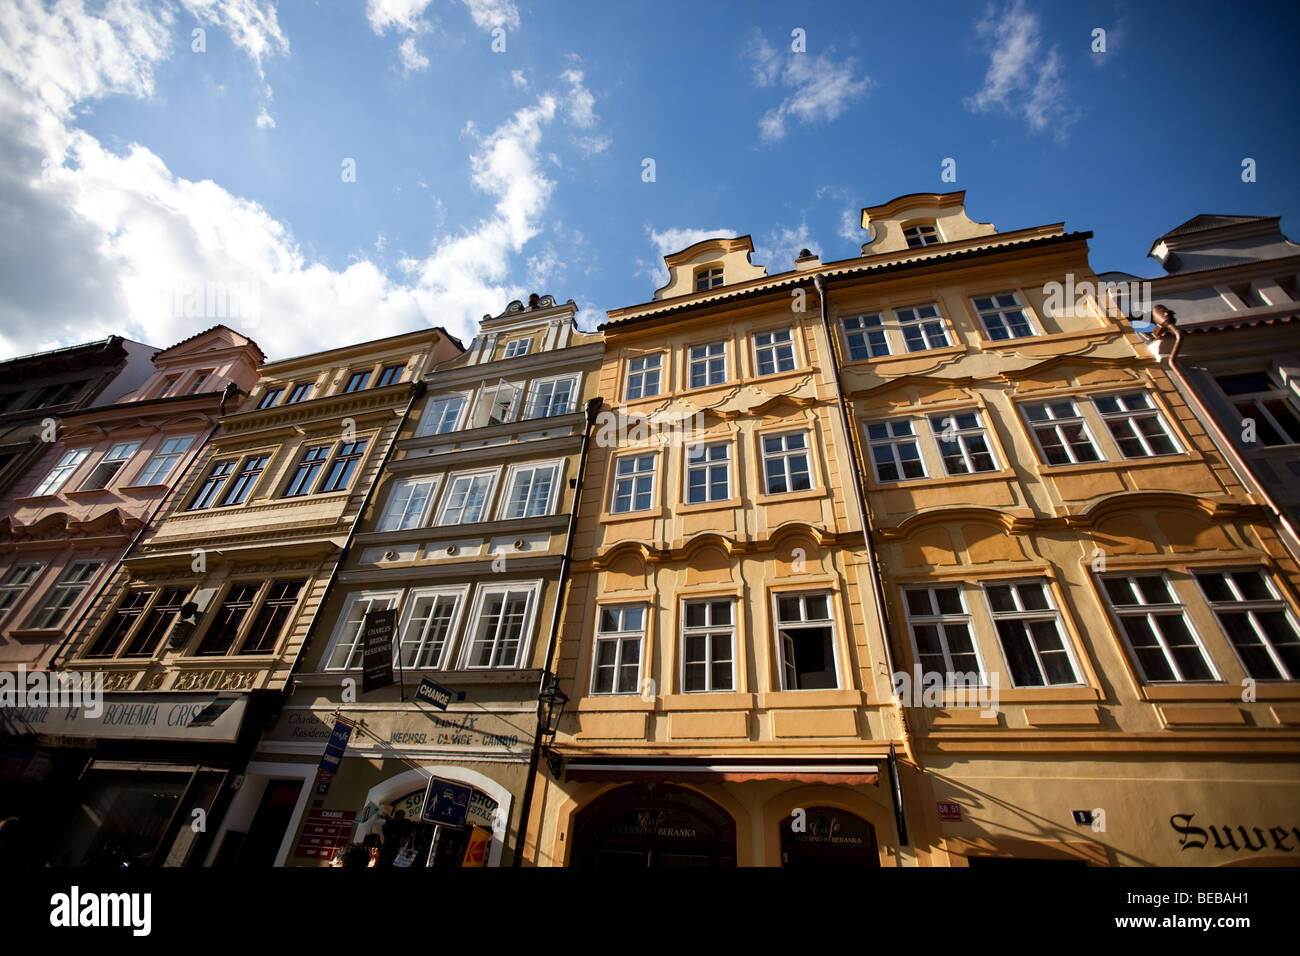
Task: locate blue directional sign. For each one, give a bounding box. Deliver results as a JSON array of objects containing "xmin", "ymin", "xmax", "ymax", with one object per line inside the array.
[
  {"xmin": 319, "ymin": 721, "xmax": 353, "ymax": 774},
  {"xmin": 415, "ymin": 677, "xmax": 453, "ymax": 711},
  {"xmin": 421, "ymin": 777, "xmax": 472, "ymax": 826}
]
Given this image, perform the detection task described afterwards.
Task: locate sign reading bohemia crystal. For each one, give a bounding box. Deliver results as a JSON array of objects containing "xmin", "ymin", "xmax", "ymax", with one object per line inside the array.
[{"xmin": 361, "ymin": 609, "xmax": 397, "ymax": 694}]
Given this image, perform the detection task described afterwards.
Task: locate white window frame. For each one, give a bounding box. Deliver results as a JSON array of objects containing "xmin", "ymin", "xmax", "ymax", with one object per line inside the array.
[
  {"xmin": 436, "ymin": 468, "xmax": 500, "ymax": 526},
  {"xmin": 28, "ymin": 560, "xmax": 102, "ymax": 630},
  {"xmin": 0, "ymin": 563, "xmax": 43, "ymax": 614},
  {"xmin": 773, "ymin": 591, "xmax": 841, "ymax": 691},
  {"xmin": 865, "ymin": 419, "xmax": 927, "ymax": 483},
  {"xmin": 1098, "ymin": 573, "xmax": 1220, "ymax": 684},
  {"xmin": 928, "ymin": 410, "xmax": 1000, "ymax": 475},
  {"xmin": 135, "ymin": 435, "xmax": 195, "ymax": 487},
  {"xmin": 32, "ymin": 449, "xmax": 88, "ymax": 496},
  {"xmin": 472, "ymin": 380, "xmax": 524, "ymax": 428},
  {"xmin": 687, "ymin": 342, "xmax": 728, "ymax": 389},
  {"xmin": 503, "ymin": 337, "xmax": 532, "ymax": 359},
  {"xmin": 843, "ymin": 313, "xmax": 890, "ymax": 360},
  {"xmin": 761, "ymin": 430, "xmax": 814, "ymax": 495},
  {"xmin": 590, "ymin": 603, "xmax": 646, "ymax": 695},
  {"xmin": 378, "ymin": 475, "xmax": 442, "ymax": 531},
  {"xmin": 396, "ymin": 585, "xmax": 469, "ymax": 670},
  {"xmin": 1193, "ymin": 568, "xmax": 1300, "ymax": 681},
  {"xmin": 901, "ymin": 584, "xmax": 988, "ymax": 685},
  {"xmin": 972, "ymin": 291, "xmax": 1037, "ymax": 341},
  {"xmin": 1213, "ymin": 370, "xmax": 1300, "ymax": 446},
  {"xmin": 894, "ymin": 303, "xmax": 952, "ymax": 352},
  {"xmin": 418, "ymin": 392, "xmax": 471, "ymax": 437},
  {"xmin": 1092, "ymin": 391, "xmax": 1182, "ymax": 459},
  {"xmin": 981, "ymin": 579, "xmax": 1083, "ymax": 688},
  {"xmin": 753, "ymin": 328, "xmax": 797, "ymax": 376},
  {"xmin": 625, "ymin": 354, "xmax": 662, "ymax": 400},
  {"xmin": 497, "ymin": 460, "xmax": 564, "ymax": 520},
  {"xmin": 680, "ymin": 597, "xmax": 736, "ymax": 693},
  {"xmin": 458, "ymin": 581, "xmax": 541, "ymax": 670},
  {"xmin": 523, "ymin": 373, "xmax": 580, "ymax": 420},
  {"xmin": 610, "ymin": 452, "xmax": 657, "ymax": 514},
  {"xmin": 1020, "ymin": 400, "xmax": 1103, "ymax": 466},
  {"xmin": 78, "ymin": 441, "xmax": 142, "ymax": 491},
  {"xmin": 684, "ymin": 440, "xmax": 731, "ymax": 504},
  {"xmin": 695, "ymin": 266, "xmax": 723, "ymax": 292},
  {"xmin": 322, "ymin": 590, "xmax": 403, "ymax": 671}
]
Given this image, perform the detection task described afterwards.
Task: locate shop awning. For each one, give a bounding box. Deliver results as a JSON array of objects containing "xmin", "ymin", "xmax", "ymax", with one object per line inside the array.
[{"xmin": 562, "ymin": 758, "xmax": 880, "ymax": 786}]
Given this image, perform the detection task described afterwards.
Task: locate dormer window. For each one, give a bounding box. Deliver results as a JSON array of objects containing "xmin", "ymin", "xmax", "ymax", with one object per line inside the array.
[
  {"xmin": 504, "ymin": 338, "xmax": 533, "ymax": 359},
  {"xmin": 903, "ymin": 223, "xmax": 941, "ymax": 248},
  {"xmin": 695, "ymin": 266, "xmax": 724, "ymax": 292}
]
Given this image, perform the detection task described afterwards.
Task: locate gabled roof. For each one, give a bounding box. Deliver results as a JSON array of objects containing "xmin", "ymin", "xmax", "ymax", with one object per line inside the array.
[
  {"xmin": 1154, "ymin": 214, "xmax": 1274, "ymax": 242},
  {"xmin": 152, "ymin": 324, "xmax": 265, "ymax": 364}
]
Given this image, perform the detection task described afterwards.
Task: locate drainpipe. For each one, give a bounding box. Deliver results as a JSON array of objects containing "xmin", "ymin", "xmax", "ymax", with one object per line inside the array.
[
  {"xmin": 512, "ymin": 395, "xmax": 604, "ymax": 867},
  {"xmin": 812, "ymin": 273, "xmax": 909, "ymax": 846},
  {"xmin": 51, "ymin": 382, "xmax": 243, "ymax": 667},
  {"xmin": 1148, "ymin": 305, "xmax": 1300, "ymax": 560}
]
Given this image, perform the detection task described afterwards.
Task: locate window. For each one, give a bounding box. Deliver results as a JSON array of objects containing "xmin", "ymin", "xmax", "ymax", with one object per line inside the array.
[
  {"xmin": 762, "ymin": 431, "xmax": 812, "ymax": 494},
  {"xmin": 843, "ymin": 313, "xmax": 890, "ymax": 360},
  {"xmin": 503, "ymin": 338, "xmax": 532, "ymax": 359},
  {"xmin": 866, "ymin": 420, "xmax": 925, "ymax": 482},
  {"xmin": 1195, "ymin": 570, "xmax": 1300, "ymax": 680},
  {"xmin": 1215, "ymin": 371, "xmax": 1300, "ymax": 446},
  {"xmin": 974, "ymin": 292, "xmax": 1035, "ymax": 340},
  {"xmin": 500, "ymin": 462, "xmax": 561, "ymax": 519},
  {"xmin": 190, "ymin": 459, "xmax": 235, "ymax": 509},
  {"xmin": 688, "ymin": 343, "xmax": 727, "ymax": 388},
  {"xmin": 286, "ymin": 383, "xmax": 313, "ymax": 404},
  {"xmin": 239, "ymin": 580, "xmax": 305, "ymax": 654},
  {"xmin": 87, "ymin": 590, "xmax": 154, "ymax": 658},
  {"xmin": 754, "ymin": 329, "xmax": 797, "ymax": 375},
  {"xmin": 1093, "ymin": 392, "xmax": 1179, "ymax": 458},
  {"xmin": 320, "ymin": 440, "xmax": 368, "ymax": 493},
  {"xmin": 776, "ymin": 592, "xmax": 838, "ymax": 689},
  {"xmin": 398, "ymin": 589, "xmax": 465, "ymax": 669},
  {"xmin": 438, "ymin": 470, "xmax": 496, "ymax": 525},
  {"xmin": 1022, "ymin": 401, "xmax": 1101, "ymax": 465},
  {"xmin": 28, "ymin": 560, "xmax": 101, "ymax": 630},
  {"xmin": 257, "ymin": 387, "xmax": 284, "ymax": 409},
  {"xmin": 682, "ymin": 599, "xmax": 735, "ymax": 692},
  {"xmin": 610, "ymin": 453, "xmax": 655, "ymax": 513},
  {"xmin": 283, "ymin": 445, "xmax": 331, "ymax": 497},
  {"xmin": 625, "ymin": 355, "xmax": 662, "ymax": 400},
  {"xmin": 462, "ymin": 586, "xmax": 535, "ymax": 668},
  {"xmin": 123, "ymin": 587, "xmax": 189, "ymax": 657},
  {"xmin": 325, "ymin": 593, "xmax": 400, "ymax": 670},
  {"xmin": 475, "ymin": 381, "xmax": 520, "ymax": 427},
  {"xmin": 32, "ymin": 449, "xmax": 88, "ymax": 496},
  {"xmin": 379, "ymin": 477, "xmax": 439, "ymax": 531},
  {"xmin": 78, "ymin": 441, "xmax": 141, "ymax": 491},
  {"xmin": 592, "ymin": 604, "xmax": 644, "ymax": 694},
  {"xmin": 136, "ymin": 436, "xmax": 195, "ymax": 486},
  {"xmin": 31, "ymin": 382, "xmax": 81, "ymax": 408},
  {"xmin": 376, "ymin": 364, "xmax": 405, "ymax": 387},
  {"xmin": 220, "ymin": 454, "xmax": 269, "ymax": 505},
  {"xmin": 154, "ymin": 374, "xmax": 181, "ymax": 398},
  {"xmin": 420, "ymin": 394, "xmax": 467, "ymax": 435},
  {"xmin": 0, "ymin": 564, "xmax": 42, "ymax": 614},
  {"xmin": 983, "ymin": 580, "xmax": 1081, "ymax": 686},
  {"xmin": 695, "ymin": 267, "xmax": 723, "ymax": 292},
  {"xmin": 524, "ymin": 375, "xmax": 578, "ymax": 419},
  {"xmin": 196, "ymin": 584, "xmax": 260, "ymax": 655},
  {"xmin": 903, "ymin": 223, "xmax": 940, "ymax": 248},
  {"xmin": 902, "ymin": 586, "xmax": 983, "ymax": 682},
  {"xmin": 895, "ymin": 304, "xmax": 951, "ymax": 352},
  {"xmin": 344, "ymin": 371, "xmax": 371, "ymax": 393},
  {"xmin": 684, "ymin": 441, "xmax": 730, "ymax": 504},
  {"xmin": 1100, "ymin": 574, "xmax": 1217, "ymax": 682},
  {"xmin": 186, "ymin": 370, "xmax": 214, "ymax": 395},
  {"xmin": 929, "ymin": 411, "xmax": 998, "ymax": 475}
]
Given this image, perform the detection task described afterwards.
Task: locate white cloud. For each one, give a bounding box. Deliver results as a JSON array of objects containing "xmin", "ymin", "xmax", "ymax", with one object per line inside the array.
[
  {"xmin": 185, "ymin": 0, "xmax": 288, "ymax": 79},
  {"xmin": 255, "ymin": 107, "xmax": 275, "ymax": 128},
  {"xmin": 745, "ymin": 30, "xmax": 869, "ymax": 144},
  {"xmin": 511, "ymin": 68, "xmax": 528, "ymax": 90},
  {"xmin": 965, "ymin": 0, "xmax": 1076, "ymax": 139},
  {"xmin": 0, "ymin": 1, "xmax": 582, "ymax": 360},
  {"xmin": 560, "ymin": 66, "xmax": 611, "ymax": 156},
  {"xmin": 460, "ymin": 0, "xmax": 519, "ymax": 31},
  {"xmin": 398, "ymin": 35, "xmax": 429, "ymax": 72},
  {"xmin": 753, "ymin": 222, "xmax": 820, "ymax": 273},
  {"xmin": 375, "ymin": 232, "xmax": 386, "ymax": 253}
]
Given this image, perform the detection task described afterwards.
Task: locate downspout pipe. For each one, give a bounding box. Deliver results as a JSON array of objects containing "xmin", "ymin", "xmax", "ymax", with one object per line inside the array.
[
  {"xmin": 51, "ymin": 382, "xmax": 242, "ymax": 668},
  {"xmin": 512, "ymin": 395, "xmax": 603, "ymax": 867},
  {"xmin": 1148, "ymin": 305, "xmax": 1300, "ymax": 560},
  {"xmin": 812, "ymin": 273, "xmax": 910, "ymax": 846}
]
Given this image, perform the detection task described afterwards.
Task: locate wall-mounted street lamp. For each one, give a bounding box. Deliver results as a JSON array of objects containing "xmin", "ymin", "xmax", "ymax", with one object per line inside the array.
[{"xmin": 538, "ymin": 675, "xmax": 569, "ymax": 780}]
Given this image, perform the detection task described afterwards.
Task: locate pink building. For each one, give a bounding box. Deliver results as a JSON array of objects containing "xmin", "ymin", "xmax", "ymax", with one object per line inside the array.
[{"xmin": 0, "ymin": 326, "xmax": 263, "ymax": 671}]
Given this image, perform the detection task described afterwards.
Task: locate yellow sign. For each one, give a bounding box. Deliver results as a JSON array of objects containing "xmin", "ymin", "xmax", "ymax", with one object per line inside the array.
[{"xmin": 462, "ymin": 826, "xmax": 491, "ymax": 867}]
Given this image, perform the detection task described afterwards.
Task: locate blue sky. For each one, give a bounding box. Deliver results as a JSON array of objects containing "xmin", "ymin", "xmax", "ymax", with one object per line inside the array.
[{"xmin": 2, "ymin": 0, "xmax": 1298, "ymax": 361}]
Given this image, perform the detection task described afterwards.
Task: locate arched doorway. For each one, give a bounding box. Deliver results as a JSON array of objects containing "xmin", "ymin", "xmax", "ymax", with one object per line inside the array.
[
  {"xmin": 360, "ymin": 781, "xmax": 500, "ymax": 868},
  {"xmin": 571, "ymin": 784, "xmax": 737, "ymax": 867},
  {"xmin": 780, "ymin": 806, "xmax": 880, "ymax": 866}
]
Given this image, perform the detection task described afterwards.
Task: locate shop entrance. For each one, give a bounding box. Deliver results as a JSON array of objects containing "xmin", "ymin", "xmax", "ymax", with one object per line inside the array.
[
  {"xmin": 779, "ymin": 806, "xmax": 880, "ymax": 866},
  {"xmin": 570, "ymin": 784, "xmax": 737, "ymax": 867},
  {"xmin": 373, "ymin": 785, "xmax": 497, "ymax": 867}
]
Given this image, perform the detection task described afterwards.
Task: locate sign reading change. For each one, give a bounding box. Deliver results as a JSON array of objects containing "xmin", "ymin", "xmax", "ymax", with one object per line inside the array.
[{"xmin": 361, "ymin": 608, "xmax": 397, "ymax": 694}]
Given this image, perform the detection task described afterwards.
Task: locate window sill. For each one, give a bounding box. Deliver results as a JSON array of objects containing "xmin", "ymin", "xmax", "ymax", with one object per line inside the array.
[
  {"xmin": 6, "ymin": 628, "xmax": 63, "ymax": 642},
  {"xmin": 601, "ymin": 506, "xmax": 663, "ymax": 524},
  {"xmin": 117, "ymin": 484, "xmax": 168, "ymax": 492},
  {"xmin": 757, "ymin": 486, "xmax": 824, "ymax": 505},
  {"xmin": 843, "ymin": 343, "xmax": 966, "ymax": 368},
  {"xmin": 12, "ymin": 494, "xmax": 61, "ymax": 505},
  {"xmin": 866, "ymin": 468, "xmax": 1015, "ymax": 492},
  {"xmin": 677, "ymin": 496, "xmax": 742, "ymax": 514},
  {"xmin": 759, "ymin": 689, "xmax": 865, "ymax": 708},
  {"xmin": 1031, "ymin": 454, "xmax": 1192, "ymax": 476},
  {"xmin": 1140, "ymin": 683, "xmax": 1300, "ymax": 701},
  {"xmin": 64, "ymin": 488, "xmax": 117, "ymax": 498}
]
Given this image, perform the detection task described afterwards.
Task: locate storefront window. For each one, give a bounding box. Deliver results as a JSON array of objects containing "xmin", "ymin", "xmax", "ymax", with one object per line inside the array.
[{"xmin": 51, "ymin": 771, "xmax": 190, "ymax": 867}]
